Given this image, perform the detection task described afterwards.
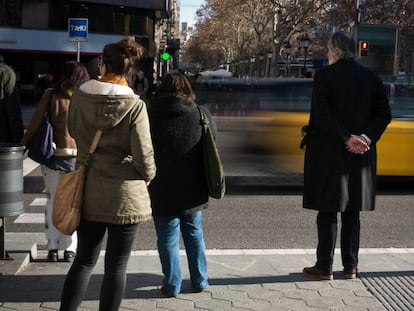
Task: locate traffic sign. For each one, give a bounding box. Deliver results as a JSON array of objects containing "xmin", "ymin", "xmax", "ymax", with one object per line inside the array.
[{"xmin": 68, "ymin": 18, "xmax": 88, "ymax": 42}]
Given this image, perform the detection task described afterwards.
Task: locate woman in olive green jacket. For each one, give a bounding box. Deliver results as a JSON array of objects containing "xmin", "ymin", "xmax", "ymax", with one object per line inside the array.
[{"xmin": 59, "ymin": 38, "xmax": 156, "ymax": 311}]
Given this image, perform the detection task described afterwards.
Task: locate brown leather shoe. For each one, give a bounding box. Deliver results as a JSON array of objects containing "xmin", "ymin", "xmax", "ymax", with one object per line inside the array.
[
  {"xmin": 343, "ymin": 267, "xmax": 358, "ymax": 279},
  {"xmin": 303, "ymin": 265, "xmax": 333, "ymax": 280}
]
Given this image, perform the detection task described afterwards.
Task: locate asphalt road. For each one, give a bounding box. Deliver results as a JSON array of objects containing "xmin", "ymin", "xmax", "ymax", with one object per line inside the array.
[
  {"xmin": 6, "ymin": 169, "xmax": 414, "ymax": 252},
  {"xmin": 133, "ymin": 182, "xmax": 414, "ymax": 250}
]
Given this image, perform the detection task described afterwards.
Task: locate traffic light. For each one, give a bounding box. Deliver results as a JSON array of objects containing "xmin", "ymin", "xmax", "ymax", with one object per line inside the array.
[
  {"xmin": 359, "ymin": 40, "xmax": 369, "ymax": 57},
  {"xmin": 160, "ymin": 39, "xmax": 180, "ymax": 62},
  {"xmin": 160, "ymin": 51, "xmax": 171, "ymax": 61},
  {"xmin": 166, "ymin": 39, "xmax": 180, "ymax": 55}
]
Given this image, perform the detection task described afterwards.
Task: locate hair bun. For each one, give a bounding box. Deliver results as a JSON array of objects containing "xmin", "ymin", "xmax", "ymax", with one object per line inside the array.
[
  {"xmin": 102, "ymin": 38, "xmax": 145, "ymax": 75},
  {"xmin": 119, "ymin": 38, "xmax": 144, "ymax": 59}
]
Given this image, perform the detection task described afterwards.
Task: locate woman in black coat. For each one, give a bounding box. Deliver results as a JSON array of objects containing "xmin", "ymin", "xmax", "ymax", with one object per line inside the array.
[
  {"xmin": 148, "ymin": 72, "xmax": 216, "ymax": 297},
  {"xmin": 302, "ymin": 31, "xmax": 391, "ymax": 280}
]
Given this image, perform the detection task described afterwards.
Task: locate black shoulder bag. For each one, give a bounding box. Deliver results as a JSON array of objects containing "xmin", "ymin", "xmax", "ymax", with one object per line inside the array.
[{"xmin": 197, "ymin": 106, "xmax": 226, "ymax": 199}]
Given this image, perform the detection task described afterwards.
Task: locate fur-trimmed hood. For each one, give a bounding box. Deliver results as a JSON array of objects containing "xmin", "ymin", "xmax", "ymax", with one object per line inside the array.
[
  {"xmin": 73, "ymin": 79, "xmax": 140, "ymax": 130},
  {"xmin": 68, "ymin": 79, "xmax": 156, "ymax": 225}
]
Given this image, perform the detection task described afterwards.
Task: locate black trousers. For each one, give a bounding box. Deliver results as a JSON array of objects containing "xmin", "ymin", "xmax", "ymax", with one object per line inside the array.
[
  {"xmin": 316, "ymin": 211, "xmax": 360, "ymax": 272},
  {"xmin": 60, "ymin": 220, "xmax": 138, "ymax": 311}
]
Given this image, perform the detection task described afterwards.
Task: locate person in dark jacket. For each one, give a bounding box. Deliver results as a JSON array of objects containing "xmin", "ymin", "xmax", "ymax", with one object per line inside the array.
[
  {"xmin": 302, "ymin": 31, "xmax": 392, "ymax": 280},
  {"xmin": 128, "ymin": 68, "xmax": 149, "ymax": 101},
  {"xmin": 148, "ymin": 72, "xmax": 216, "ymax": 297},
  {"xmin": 0, "ymin": 55, "xmax": 23, "ymax": 143}
]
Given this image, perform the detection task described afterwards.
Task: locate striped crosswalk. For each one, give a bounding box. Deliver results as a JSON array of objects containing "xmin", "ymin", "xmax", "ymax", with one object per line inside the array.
[
  {"xmin": 5, "ymin": 159, "xmax": 48, "ymax": 247},
  {"xmin": 18, "ymin": 159, "xmax": 46, "ymax": 224},
  {"xmin": 23, "ymin": 157, "xmax": 40, "ymax": 176}
]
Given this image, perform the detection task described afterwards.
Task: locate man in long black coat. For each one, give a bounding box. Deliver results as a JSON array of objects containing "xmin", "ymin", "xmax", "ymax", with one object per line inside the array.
[{"xmin": 302, "ymin": 31, "xmax": 391, "ymax": 280}]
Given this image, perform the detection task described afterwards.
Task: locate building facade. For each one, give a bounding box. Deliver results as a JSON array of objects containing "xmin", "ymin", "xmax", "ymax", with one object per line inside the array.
[{"xmin": 0, "ymin": 0, "xmax": 175, "ymax": 105}]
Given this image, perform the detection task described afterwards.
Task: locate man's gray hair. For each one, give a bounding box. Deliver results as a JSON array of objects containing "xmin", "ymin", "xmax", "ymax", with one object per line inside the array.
[{"xmin": 327, "ymin": 31, "xmax": 356, "ymax": 59}]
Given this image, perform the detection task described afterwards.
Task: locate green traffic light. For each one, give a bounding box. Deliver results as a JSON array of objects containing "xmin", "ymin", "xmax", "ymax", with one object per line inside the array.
[{"xmin": 161, "ymin": 52, "xmax": 171, "ymax": 61}]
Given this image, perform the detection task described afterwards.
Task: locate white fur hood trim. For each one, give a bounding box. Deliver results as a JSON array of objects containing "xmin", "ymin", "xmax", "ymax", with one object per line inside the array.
[{"xmin": 79, "ymin": 79, "xmax": 134, "ymax": 95}]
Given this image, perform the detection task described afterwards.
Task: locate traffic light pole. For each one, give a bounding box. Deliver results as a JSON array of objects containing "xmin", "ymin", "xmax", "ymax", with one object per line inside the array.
[
  {"xmin": 352, "ymin": 0, "xmax": 361, "ymax": 47},
  {"xmin": 271, "ymin": 9, "xmax": 282, "ymax": 77}
]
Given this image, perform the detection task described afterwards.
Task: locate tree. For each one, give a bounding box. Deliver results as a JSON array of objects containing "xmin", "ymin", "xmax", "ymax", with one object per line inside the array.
[{"xmin": 182, "ymin": 0, "xmax": 414, "ymax": 76}]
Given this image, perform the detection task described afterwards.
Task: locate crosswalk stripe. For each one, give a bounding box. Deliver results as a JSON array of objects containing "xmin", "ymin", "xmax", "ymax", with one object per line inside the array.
[
  {"xmin": 30, "ymin": 198, "xmax": 47, "ymax": 206},
  {"xmin": 5, "ymin": 232, "xmax": 46, "ymax": 246},
  {"xmin": 23, "ymin": 158, "xmax": 40, "ymax": 176},
  {"xmin": 14, "ymin": 213, "xmax": 44, "ymax": 224}
]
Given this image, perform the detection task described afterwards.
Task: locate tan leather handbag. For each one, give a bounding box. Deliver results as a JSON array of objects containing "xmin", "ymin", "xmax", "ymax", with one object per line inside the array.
[{"xmin": 52, "ymin": 130, "xmax": 102, "ymax": 235}]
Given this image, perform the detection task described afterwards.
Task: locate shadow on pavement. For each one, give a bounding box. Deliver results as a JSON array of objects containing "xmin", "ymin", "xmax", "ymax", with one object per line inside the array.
[{"xmin": 1, "ymin": 270, "xmax": 413, "ymax": 302}]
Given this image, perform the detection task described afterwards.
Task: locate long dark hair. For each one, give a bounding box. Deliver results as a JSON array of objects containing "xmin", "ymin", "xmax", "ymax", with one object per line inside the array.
[
  {"xmin": 157, "ymin": 72, "xmax": 196, "ymax": 103},
  {"xmin": 53, "ymin": 61, "xmax": 90, "ymax": 98}
]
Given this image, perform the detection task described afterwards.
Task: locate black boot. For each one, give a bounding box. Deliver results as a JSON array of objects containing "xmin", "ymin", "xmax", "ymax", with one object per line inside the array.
[{"xmin": 63, "ymin": 251, "xmax": 76, "ymax": 262}]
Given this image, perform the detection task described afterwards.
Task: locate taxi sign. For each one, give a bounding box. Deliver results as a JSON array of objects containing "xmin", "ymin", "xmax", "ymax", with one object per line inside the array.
[{"xmin": 68, "ymin": 18, "xmax": 88, "ymax": 42}]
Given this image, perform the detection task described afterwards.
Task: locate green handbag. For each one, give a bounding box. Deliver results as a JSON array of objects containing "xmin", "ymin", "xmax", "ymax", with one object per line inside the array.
[{"xmin": 197, "ymin": 106, "xmax": 226, "ymax": 199}]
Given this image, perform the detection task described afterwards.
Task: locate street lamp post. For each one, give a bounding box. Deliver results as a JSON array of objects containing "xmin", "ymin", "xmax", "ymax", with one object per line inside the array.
[
  {"xmin": 242, "ymin": 59, "xmax": 248, "ymax": 78},
  {"xmin": 300, "ymin": 33, "xmax": 310, "ymax": 77},
  {"xmin": 284, "ymin": 42, "xmax": 291, "ymax": 77},
  {"xmin": 271, "ymin": 9, "xmax": 283, "ymax": 77},
  {"xmin": 265, "ymin": 51, "xmax": 272, "ymax": 78},
  {"xmin": 259, "ymin": 53, "xmax": 264, "ymax": 77},
  {"xmin": 249, "ymin": 55, "xmax": 256, "ymax": 77},
  {"xmin": 239, "ymin": 59, "xmax": 243, "ymax": 77}
]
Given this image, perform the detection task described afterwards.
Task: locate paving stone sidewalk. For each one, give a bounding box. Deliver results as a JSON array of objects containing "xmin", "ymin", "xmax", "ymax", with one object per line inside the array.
[{"xmin": 0, "ymin": 249, "xmax": 413, "ymax": 310}]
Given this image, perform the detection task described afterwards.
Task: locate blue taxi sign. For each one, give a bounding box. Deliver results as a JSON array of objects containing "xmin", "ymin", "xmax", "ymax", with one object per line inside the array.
[{"xmin": 68, "ymin": 18, "xmax": 88, "ymax": 42}]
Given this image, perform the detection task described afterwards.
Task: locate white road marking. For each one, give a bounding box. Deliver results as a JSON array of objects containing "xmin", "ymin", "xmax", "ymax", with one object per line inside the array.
[
  {"xmin": 14, "ymin": 213, "xmax": 44, "ymax": 224},
  {"xmin": 23, "ymin": 158, "xmax": 40, "ymax": 176},
  {"xmin": 29, "ymin": 198, "xmax": 47, "ymax": 206}
]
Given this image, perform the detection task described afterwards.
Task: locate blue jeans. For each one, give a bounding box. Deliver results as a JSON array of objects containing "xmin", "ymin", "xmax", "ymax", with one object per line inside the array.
[{"xmin": 153, "ymin": 211, "xmax": 208, "ymax": 294}]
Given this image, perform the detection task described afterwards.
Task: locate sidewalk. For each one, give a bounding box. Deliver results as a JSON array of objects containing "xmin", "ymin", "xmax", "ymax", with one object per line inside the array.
[{"xmin": 1, "ymin": 248, "xmax": 413, "ymax": 310}]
